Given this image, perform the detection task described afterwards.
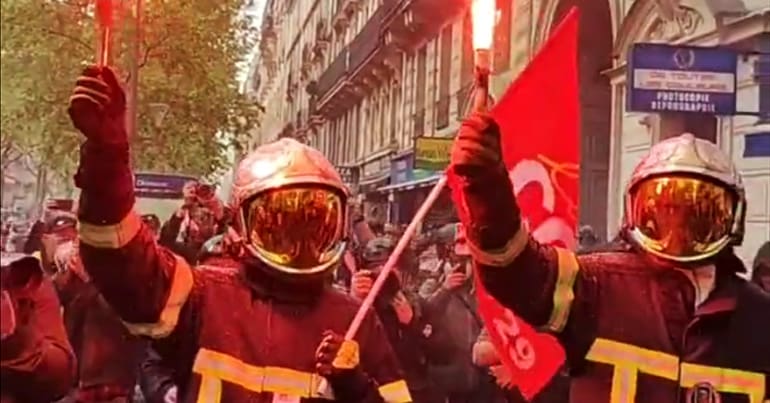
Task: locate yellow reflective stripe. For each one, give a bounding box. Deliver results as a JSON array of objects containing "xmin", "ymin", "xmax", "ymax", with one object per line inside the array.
[
  {"xmin": 680, "ymin": 363, "xmax": 766, "ymax": 403},
  {"xmin": 587, "ymin": 339, "xmax": 677, "ymax": 403},
  {"xmin": 609, "ymin": 366, "xmax": 638, "ymax": 403},
  {"xmin": 263, "ymin": 366, "xmax": 318, "ymax": 396},
  {"xmin": 79, "ymin": 210, "xmax": 142, "ymax": 248},
  {"xmin": 123, "ymin": 255, "xmax": 193, "ymax": 338},
  {"xmin": 192, "ymin": 348, "xmax": 335, "ymax": 400},
  {"xmin": 587, "ymin": 338, "xmax": 679, "ymax": 381},
  {"xmin": 545, "ymin": 248, "xmax": 579, "ymax": 332},
  {"xmin": 196, "ymin": 376, "xmax": 222, "ymax": 403},
  {"xmin": 465, "ymin": 225, "xmax": 529, "ymax": 268},
  {"xmin": 194, "ymin": 349, "xmax": 263, "ymax": 392},
  {"xmin": 587, "ymin": 339, "xmax": 767, "ymax": 403},
  {"xmin": 378, "ymin": 380, "xmax": 412, "ymax": 403}
]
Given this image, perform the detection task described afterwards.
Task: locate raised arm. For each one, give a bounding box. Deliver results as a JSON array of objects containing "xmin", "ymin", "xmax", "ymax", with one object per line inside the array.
[
  {"xmin": 68, "ymin": 66, "xmax": 193, "ymax": 339},
  {"xmin": 447, "ymin": 114, "xmax": 598, "ymax": 358}
]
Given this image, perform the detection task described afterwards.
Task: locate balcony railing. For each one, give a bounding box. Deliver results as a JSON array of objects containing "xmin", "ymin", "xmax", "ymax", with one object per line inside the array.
[
  {"xmin": 381, "ymin": 0, "xmax": 465, "ymax": 52},
  {"xmin": 348, "ymin": 6, "xmax": 386, "ymax": 73},
  {"xmin": 316, "ymin": 47, "xmax": 349, "ymax": 101}
]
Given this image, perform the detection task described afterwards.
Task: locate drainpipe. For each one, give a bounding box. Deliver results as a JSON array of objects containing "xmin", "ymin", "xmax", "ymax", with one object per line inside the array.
[{"xmin": 754, "ymin": 33, "xmax": 770, "ymax": 124}]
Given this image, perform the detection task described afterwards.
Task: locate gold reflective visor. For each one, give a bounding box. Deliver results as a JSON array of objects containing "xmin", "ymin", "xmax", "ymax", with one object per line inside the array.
[
  {"xmin": 628, "ymin": 175, "xmax": 735, "ymax": 262},
  {"xmin": 246, "ymin": 186, "xmax": 344, "ymax": 272}
]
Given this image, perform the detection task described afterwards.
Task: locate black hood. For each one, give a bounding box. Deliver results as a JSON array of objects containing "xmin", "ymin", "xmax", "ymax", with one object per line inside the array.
[{"xmin": 240, "ymin": 255, "xmax": 333, "ymax": 305}]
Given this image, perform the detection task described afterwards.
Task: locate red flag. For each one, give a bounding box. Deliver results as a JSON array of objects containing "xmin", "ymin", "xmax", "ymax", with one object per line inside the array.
[{"xmin": 475, "ymin": 8, "xmax": 580, "ymax": 400}]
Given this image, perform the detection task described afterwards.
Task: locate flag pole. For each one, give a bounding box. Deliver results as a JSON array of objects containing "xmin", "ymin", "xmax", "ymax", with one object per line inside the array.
[
  {"xmin": 95, "ymin": 0, "xmax": 114, "ymax": 67},
  {"xmin": 341, "ymin": 0, "xmax": 496, "ymax": 341}
]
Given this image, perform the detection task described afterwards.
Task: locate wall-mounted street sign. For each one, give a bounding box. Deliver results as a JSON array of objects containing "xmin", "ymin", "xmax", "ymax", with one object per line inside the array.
[
  {"xmin": 134, "ymin": 172, "xmax": 197, "ymax": 200},
  {"xmin": 414, "ymin": 137, "xmax": 454, "ymax": 171},
  {"xmin": 627, "ymin": 43, "xmax": 738, "ymax": 115}
]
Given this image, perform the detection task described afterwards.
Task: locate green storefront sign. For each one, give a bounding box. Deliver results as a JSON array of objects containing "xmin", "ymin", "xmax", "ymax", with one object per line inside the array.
[{"xmin": 414, "ymin": 137, "xmax": 453, "ymax": 171}]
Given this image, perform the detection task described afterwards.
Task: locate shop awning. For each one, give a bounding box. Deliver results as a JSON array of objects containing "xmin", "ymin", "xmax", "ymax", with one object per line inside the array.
[
  {"xmin": 358, "ymin": 172, "xmax": 391, "ymax": 194},
  {"xmin": 378, "ymin": 174, "xmax": 443, "ymax": 193},
  {"xmin": 359, "ymin": 172, "xmax": 390, "ymax": 187}
]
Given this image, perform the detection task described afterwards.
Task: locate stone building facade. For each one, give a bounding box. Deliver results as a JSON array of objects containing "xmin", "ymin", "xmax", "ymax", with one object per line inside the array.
[{"xmin": 247, "ymin": 0, "xmax": 770, "ymax": 264}]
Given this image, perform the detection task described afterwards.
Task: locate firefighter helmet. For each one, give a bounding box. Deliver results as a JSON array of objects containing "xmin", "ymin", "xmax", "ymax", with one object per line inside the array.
[
  {"xmin": 230, "ymin": 138, "xmax": 349, "ymax": 276},
  {"xmin": 623, "ymin": 133, "xmax": 745, "ymax": 264}
]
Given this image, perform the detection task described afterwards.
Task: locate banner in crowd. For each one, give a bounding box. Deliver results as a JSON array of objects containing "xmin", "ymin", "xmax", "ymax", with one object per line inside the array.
[{"xmin": 475, "ymin": 8, "xmax": 580, "ymax": 400}]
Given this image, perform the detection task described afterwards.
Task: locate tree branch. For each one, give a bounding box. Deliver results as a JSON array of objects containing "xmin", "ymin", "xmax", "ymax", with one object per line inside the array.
[
  {"xmin": 43, "ymin": 29, "xmax": 93, "ymax": 52},
  {"xmin": 138, "ymin": 34, "xmax": 171, "ymax": 69}
]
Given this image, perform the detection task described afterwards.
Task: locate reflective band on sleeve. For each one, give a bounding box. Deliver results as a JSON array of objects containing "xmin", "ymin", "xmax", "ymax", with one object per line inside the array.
[
  {"xmin": 123, "ymin": 255, "xmax": 193, "ymax": 338},
  {"xmin": 544, "ymin": 248, "xmax": 580, "ymax": 332},
  {"xmin": 378, "ymin": 380, "xmax": 412, "ymax": 403},
  {"xmin": 680, "ymin": 363, "xmax": 766, "ymax": 403},
  {"xmin": 465, "ymin": 225, "xmax": 529, "ymax": 268},
  {"xmin": 79, "ymin": 210, "xmax": 142, "ymax": 249},
  {"xmin": 192, "ymin": 348, "xmax": 336, "ymax": 400}
]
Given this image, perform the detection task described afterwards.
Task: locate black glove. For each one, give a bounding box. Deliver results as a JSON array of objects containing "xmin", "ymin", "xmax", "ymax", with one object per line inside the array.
[
  {"xmin": 448, "ymin": 114, "xmax": 520, "ymax": 253},
  {"xmin": 68, "ymin": 65, "xmax": 127, "ymax": 145},
  {"xmin": 450, "ymin": 113, "xmax": 505, "ymax": 177},
  {"xmin": 315, "ymin": 330, "xmax": 380, "ymax": 402}
]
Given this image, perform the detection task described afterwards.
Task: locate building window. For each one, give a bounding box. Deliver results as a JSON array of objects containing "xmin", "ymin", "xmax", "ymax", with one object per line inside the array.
[
  {"xmin": 436, "ymin": 25, "xmax": 453, "ymax": 130},
  {"xmin": 403, "ymin": 54, "xmax": 414, "ymax": 147},
  {"xmin": 493, "ymin": 0, "xmax": 512, "ymax": 72},
  {"xmin": 458, "ymin": 12, "xmax": 474, "ymax": 120},
  {"xmin": 414, "ymin": 46, "xmax": 427, "ymax": 138},
  {"xmin": 379, "ymin": 89, "xmax": 387, "ymax": 148}
]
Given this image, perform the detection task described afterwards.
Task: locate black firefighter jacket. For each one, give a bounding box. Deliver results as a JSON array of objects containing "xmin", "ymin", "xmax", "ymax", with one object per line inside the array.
[{"xmin": 450, "ymin": 168, "xmax": 770, "ymax": 403}]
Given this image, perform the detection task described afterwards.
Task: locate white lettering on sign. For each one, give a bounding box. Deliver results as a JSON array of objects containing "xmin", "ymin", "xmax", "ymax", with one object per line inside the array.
[
  {"xmin": 508, "ymin": 159, "xmax": 577, "ymax": 250},
  {"xmin": 633, "ymin": 69, "xmax": 735, "ymax": 94},
  {"xmin": 492, "ymin": 309, "xmax": 536, "ymax": 370},
  {"xmin": 136, "ymin": 179, "xmax": 172, "ymax": 188}
]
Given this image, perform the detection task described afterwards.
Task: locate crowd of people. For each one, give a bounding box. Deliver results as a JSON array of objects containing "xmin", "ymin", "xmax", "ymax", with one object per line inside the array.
[{"xmin": 2, "ymin": 66, "xmax": 769, "ymax": 403}]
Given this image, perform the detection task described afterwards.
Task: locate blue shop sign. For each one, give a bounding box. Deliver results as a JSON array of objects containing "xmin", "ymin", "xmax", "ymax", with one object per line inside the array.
[
  {"xmin": 391, "ymin": 154, "xmax": 415, "ymax": 185},
  {"xmin": 135, "ymin": 172, "xmax": 197, "ymax": 199},
  {"xmin": 744, "ymin": 132, "xmax": 770, "ymax": 158},
  {"xmin": 627, "ymin": 43, "xmax": 738, "ymax": 115}
]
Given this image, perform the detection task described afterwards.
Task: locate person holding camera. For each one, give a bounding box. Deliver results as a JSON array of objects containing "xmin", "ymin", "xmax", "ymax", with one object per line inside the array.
[
  {"xmin": 45, "ymin": 222, "xmax": 144, "ymax": 403},
  {"xmin": 1, "ymin": 253, "xmax": 75, "ymax": 403},
  {"xmin": 424, "ymin": 223, "xmax": 503, "ymax": 403},
  {"xmin": 158, "ymin": 181, "xmax": 225, "ymax": 265},
  {"xmin": 351, "ymin": 237, "xmax": 454, "ymax": 403}
]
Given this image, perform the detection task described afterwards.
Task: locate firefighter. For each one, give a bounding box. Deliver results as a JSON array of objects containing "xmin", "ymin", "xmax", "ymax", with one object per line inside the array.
[
  {"xmin": 1, "ymin": 253, "xmax": 76, "ymax": 402},
  {"xmin": 67, "ymin": 66, "xmax": 411, "ymax": 403},
  {"xmin": 448, "ymin": 114, "xmax": 770, "ymax": 403},
  {"xmin": 51, "ymin": 239, "xmax": 144, "ymax": 403}
]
